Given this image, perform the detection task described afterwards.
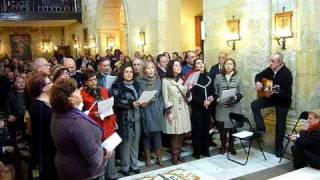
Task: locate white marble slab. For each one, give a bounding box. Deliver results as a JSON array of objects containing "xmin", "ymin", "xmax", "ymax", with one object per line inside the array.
[
  {"xmin": 269, "ymin": 167, "xmax": 320, "ymax": 180},
  {"xmin": 121, "ymin": 148, "xmax": 289, "ymax": 180}
]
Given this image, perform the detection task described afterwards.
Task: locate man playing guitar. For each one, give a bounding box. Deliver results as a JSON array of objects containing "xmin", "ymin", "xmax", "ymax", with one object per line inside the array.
[{"xmin": 251, "ymin": 52, "xmax": 293, "ymax": 157}]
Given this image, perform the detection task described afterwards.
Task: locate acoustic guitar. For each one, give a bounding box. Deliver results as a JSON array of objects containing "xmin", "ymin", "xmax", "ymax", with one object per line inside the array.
[{"xmin": 257, "ymin": 78, "xmax": 273, "ymax": 98}]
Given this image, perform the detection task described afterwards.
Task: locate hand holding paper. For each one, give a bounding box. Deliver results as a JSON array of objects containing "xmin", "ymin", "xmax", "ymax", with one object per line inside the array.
[
  {"xmin": 138, "ymin": 90, "xmax": 157, "ymax": 103},
  {"xmin": 101, "ymin": 132, "xmax": 122, "ymax": 151}
]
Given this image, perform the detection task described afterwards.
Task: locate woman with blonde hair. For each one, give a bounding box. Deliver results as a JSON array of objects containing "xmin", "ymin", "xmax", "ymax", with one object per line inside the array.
[{"xmin": 137, "ymin": 60, "xmax": 165, "ymax": 167}]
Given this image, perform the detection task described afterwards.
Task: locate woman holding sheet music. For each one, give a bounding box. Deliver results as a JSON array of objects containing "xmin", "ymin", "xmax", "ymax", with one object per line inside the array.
[
  {"xmin": 112, "ymin": 63, "xmax": 142, "ymax": 176},
  {"xmin": 50, "ymin": 78, "xmax": 112, "ymax": 180},
  {"xmin": 137, "ymin": 60, "xmax": 165, "ymax": 167},
  {"xmin": 190, "ymin": 58, "xmax": 215, "ymax": 159},
  {"xmin": 214, "ymin": 58, "xmax": 244, "ymax": 155},
  {"xmin": 80, "ymin": 69, "xmax": 118, "ymax": 180}
]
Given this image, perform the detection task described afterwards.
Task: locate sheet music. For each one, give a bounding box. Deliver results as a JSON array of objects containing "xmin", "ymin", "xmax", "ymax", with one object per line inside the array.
[
  {"xmin": 221, "ymin": 88, "xmax": 237, "ymax": 99},
  {"xmin": 105, "ymin": 75, "xmax": 118, "ymax": 89},
  {"xmin": 98, "ymin": 97, "xmax": 114, "ymax": 120},
  {"xmin": 138, "ymin": 90, "xmax": 157, "ymax": 103},
  {"xmin": 101, "ymin": 132, "xmax": 122, "ymax": 151}
]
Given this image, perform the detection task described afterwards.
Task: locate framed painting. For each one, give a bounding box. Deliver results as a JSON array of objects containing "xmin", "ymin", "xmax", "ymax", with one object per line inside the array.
[{"xmin": 10, "ymin": 34, "xmax": 32, "ymax": 60}]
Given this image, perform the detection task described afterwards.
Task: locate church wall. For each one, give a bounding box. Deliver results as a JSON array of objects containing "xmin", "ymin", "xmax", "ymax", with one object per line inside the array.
[{"xmin": 203, "ymin": 0, "xmax": 272, "ymax": 117}]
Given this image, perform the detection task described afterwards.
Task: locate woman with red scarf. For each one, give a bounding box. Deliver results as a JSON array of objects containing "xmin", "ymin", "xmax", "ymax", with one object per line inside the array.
[
  {"xmin": 290, "ymin": 111, "xmax": 320, "ymax": 169},
  {"xmin": 81, "ymin": 69, "xmax": 118, "ymax": 180}
]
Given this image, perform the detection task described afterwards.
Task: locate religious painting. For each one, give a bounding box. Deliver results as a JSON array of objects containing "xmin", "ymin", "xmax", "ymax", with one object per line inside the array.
[
  {"xmin": 10, "ymin": 34, "xmax": 32, "ymax": 60},
  {"xmin": 226, "ymin": 18, "xmax": 240, "ymax": 40},
  {"xmin": 274, "ymin": 11, "xmax": 293, "ymax": 38}
]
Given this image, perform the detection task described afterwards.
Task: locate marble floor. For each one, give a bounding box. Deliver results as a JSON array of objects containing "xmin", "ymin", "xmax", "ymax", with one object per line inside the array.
[{"xmin": 120, "ymin": 148, "xmax": 289, "ymax": 180}]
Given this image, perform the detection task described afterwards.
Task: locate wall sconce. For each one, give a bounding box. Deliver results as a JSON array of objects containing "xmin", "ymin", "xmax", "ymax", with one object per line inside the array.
[
  {"xmin": 225, "ymin": 16, "xmax": 240, "ymax": 51},
  {"xmin": 106, "ymin": 36, "xmax": 115, "ymax": 50},
  {"xmin": 41, "ymin": 38, "xmax": 51, "ymax": 55},
  {"xmin": 138, "ymin": 31, "xmax": 146, "ymax": 52},
  {"xmin": 274, "ymin": 9, "xmax": 293, "ymax": 49},
  {"xmin": 73, "ymin": 35, "xmax": 80, "ymax": 58}
]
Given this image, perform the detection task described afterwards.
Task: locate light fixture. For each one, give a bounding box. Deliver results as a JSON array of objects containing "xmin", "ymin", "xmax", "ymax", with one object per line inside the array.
[
  {"xmin": 225, "ymin": 15, "xmax": 240, "ymax": 51},
  {"xmin": 137, "ymin": 31, "xmax": 146, "ymax": 53},
  {"xmin": 106, "ymin": 36, "xmax": 115, "ymax": 50},
  {"xmin": 274, "ymin": 8, "xmax": 293, "ymax": 49},
  {"xmin": 41, "ymin": 38, "xmax": 51, "ymax": 54}
]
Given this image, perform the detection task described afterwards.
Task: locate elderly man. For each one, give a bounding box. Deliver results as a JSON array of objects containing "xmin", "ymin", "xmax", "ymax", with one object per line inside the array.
[
  {"xmin": 209, "ymin": 52, "xmax": 228, "ymax": 80},
  {"xmin": 33, "ymin": 58, "xmax": 51, "ymax": 77},
  {"xmin": 251, "ymin": 52, "xmax": 293, "ymax": 157},
  {"xmin": 63, "ymin": 58, "xmax": 83, "ymax": 87},
  {"xmin": 132, "ymin": 57, "xmax": 143, "ymax": 78},
  {"xmin": 194, "ymin": 46, "xmax": 202, "ymax": 59}
]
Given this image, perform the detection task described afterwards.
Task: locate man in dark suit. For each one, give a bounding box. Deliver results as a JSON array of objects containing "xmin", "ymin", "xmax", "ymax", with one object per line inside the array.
[
  {"xmin": 251, "ymin": 52, "xmax": 293, "ymax": 157},
  {"xmin": 209, "ymin": 52, "xmax": 228, "ymax": 79}
]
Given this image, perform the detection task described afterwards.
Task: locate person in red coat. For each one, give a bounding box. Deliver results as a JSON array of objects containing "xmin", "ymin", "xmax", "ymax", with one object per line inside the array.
[{"xmin": 80, "ymin": 69, "xmax": 118, "ymax": 180}]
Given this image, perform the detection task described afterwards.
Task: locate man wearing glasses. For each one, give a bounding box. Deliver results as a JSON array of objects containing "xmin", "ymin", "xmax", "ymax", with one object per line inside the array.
[
  {"xmin": 209, "ymin": 52, "xmax": 228, "ymax": 80},
  {"xmin": 251, "ymin": 52, "xmax": 293, "ymax": 157}
]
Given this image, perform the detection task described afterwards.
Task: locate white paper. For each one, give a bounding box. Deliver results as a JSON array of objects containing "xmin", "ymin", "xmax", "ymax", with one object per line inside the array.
[
  {"xmin": 105, "ymin": 75, "xmax": 118, "ymax": 89},
  {"xmin": 232, "ymin": 131, "xmax": 253, "ymax": 138},
  {"xmin": 98, "ymin": 97, "xmax": 114, "ymax": 120},
  {"xmin": 101, "ymin": 132, "xmax": 122, "ymax": 151},
  {"xmin": 221, "ymin": 88, "xmax": 237, "ymax": 99},
  {"xmin": 138, "ymin": 90, "xmax": 157, "ymax": 103},
  {"xmin": 184, "ymin": 71, "xmax": 200, "ymax": 86}
]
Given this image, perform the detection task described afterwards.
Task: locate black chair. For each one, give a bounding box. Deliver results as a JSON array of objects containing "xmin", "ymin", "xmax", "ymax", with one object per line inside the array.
[
  {"xmin": 279, "ymin": 111, "xmax": 309, "ymax": 163},
  {"xmin": 227, "ymin": 112, "xmax": 267, "ymax": 165}
]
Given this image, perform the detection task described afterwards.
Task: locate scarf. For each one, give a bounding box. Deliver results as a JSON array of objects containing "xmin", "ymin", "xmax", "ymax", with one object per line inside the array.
[{"xmin": 124, "ymin": 80, "xmax": 138, "ymax": 99}]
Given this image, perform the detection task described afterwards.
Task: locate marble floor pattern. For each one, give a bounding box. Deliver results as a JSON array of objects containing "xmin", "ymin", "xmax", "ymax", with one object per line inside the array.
[{"xmin": 120, "ymin": 148, "xmax": 289, "ymax": 180}]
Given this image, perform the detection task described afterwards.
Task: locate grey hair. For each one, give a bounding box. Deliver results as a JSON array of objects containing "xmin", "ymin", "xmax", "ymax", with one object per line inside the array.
[
  {"xmin": 32, "ymin": 58, "xmax": 47, "ymax": 70},
  {"xmin": 274, "ymin": 52, "xmax": 284, "ymax": 64}
]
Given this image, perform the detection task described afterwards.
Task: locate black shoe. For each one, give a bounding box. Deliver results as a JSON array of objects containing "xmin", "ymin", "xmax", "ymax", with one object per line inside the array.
[
  {"xmin": 119, "ymin": 170, "xmax": 130, "ymax": 176},
  {"xmin": 201, "ymin": 152, "xmax": 211, "ymax": 157},
  {"xmin": 275, "ymin": 151, "xmax": 283, "ymax": 158},
  {"xmin": 130, "ymin": 168, "xmax": 140, "ymax": 174},
  {"xmin": 192, "ymin": 153, "xmax": 200, "ymax": 159}
]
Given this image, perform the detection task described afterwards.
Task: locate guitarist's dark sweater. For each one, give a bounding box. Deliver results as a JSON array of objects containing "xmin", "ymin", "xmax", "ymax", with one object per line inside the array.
[{"xmin": 255, "ymin": 64, "xmax": 293, "ymax": 107}]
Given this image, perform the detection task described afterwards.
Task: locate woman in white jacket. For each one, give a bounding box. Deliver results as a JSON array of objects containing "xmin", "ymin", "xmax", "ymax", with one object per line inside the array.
[{"xmin": 162, "ymin": 60, "xmax": 191, "ymax": 164}]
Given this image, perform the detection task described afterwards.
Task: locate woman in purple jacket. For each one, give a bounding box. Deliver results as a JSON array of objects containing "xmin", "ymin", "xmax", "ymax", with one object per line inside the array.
[{"xmin": 50, "ymin": 78, "xmax": 112, "ymax": 180}]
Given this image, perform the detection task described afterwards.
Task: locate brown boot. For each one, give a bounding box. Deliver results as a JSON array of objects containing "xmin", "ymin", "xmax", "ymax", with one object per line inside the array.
[
  {"xmin": 177, "ymin": 134, "xmax": 186, "ymax": 163},
  {"xmin": 171, "ymin": 135, "xmax": 179, "ymax": 165},
  {"xmin": 144, "ymin": 150, "xmax": 151, "ymax": 167},
  {"xmin": 155, "ymin": 149, "xmax": 163, "ymax": 167},
  {"xmin": 219, "ymin": 129, "xmax": 227, "ymax": 154}
]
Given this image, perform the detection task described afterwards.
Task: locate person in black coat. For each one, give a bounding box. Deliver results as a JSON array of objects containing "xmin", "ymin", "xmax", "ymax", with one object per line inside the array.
[
  {"xmin": 290, "ymin": 111, "xmax": 320, "ymax": 169},
  {"xmin": 190, "ymin": 59, "xmax": 215, "ymax": 158},
  {"xmin": 28, "ymin": 74, "xmax": 56, "ymax": 180},
  {"xmin": 209, "ymin": 52, "xmax": 228, "ymax": 80},
  {"xmin": 251, "ymin": 52, "xmax": 293, "ymax": 157}
]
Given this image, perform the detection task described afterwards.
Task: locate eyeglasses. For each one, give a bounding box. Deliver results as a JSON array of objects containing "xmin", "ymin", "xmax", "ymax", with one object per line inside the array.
[{"xmin": 87, "ymin": 77, "xmax": 97, "ymax": 82}]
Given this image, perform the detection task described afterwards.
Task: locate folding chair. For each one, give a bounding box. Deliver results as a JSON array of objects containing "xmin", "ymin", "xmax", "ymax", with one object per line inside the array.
[
  {"xmin": 227, "ymin": 112, "xmax": 267, "ymax": 165},
  {"xmin": 279, "ymin": 111, "xmax": 309, "ymax": 163}
]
